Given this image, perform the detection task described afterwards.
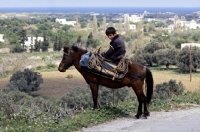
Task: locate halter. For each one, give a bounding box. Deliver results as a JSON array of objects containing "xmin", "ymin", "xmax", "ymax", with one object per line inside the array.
[
  {"xmin": 63, "ymin": 51, "xmax": 69, "ymax": 56},
  {"xmin": 63, "ymin": 48, "xmax": 72, "ymax": 56}
]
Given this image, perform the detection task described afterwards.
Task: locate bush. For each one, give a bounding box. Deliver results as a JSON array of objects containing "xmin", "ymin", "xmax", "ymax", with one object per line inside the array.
[
  {"xmin": 99, "ymin": 86, "xmax": 133, "ymax": 106},
  {"xmin": 58, "ymin": 87, "xmax": 93, "ymax": 111},
  {"xmin": 6, "ymin": 69, "xmax": 43, "ymax": 93},
  {"xmin": 176, "ymin": 47, "xmax": 200, "ymax": 73},
  {"xmin": 58, "ymin": 86, "xmax": 134, "ymax": 111},
  {"xmin": 153, "ymin": 79, "xmax": 185, "ymax": 100}
]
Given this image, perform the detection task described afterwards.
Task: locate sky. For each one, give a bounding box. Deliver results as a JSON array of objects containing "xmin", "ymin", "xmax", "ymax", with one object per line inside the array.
[{"xmin": 0, "ymin": 0, "xmax": 200, "ymax": 8}]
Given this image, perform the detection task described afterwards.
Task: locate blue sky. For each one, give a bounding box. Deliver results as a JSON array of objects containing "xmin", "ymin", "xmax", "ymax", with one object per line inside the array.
[{"xmin": 0, "ymin": 0, "xmax": 200, "ymax": 7}]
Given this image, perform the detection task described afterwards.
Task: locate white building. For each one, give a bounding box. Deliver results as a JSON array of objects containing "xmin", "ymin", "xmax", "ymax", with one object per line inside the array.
[
  {"xmin": 124, "ymin": 14, "xmax": 143, "ymax": 23},
  {"xmin": 55, "ymin": 18, "xmax": 76, "ymax": 26},
  {"xmin": 175, "ymin": 20, "xmax": 200, "ymax": 29},
  {"xmin": 187, "ymin": 20, "xmax": 200, "ymax": 29},
  {"xmin": 129, "ymin": 24, "xmax": 137, "ymax": 30},
  {"xmin": 181, "ymin": 43, "xmax": 200, "ymax": 50},
  {"xmin": 0, "ymin": 34, "xmax": 5, "ymax": 43},
  {"xmin": 22, "ymin": 37, "xmax": 44, "ymax": 48}
]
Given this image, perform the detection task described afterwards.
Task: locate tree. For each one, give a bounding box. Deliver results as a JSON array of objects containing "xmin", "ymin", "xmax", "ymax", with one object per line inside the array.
[
  {"xmin": 57, "ymin": 37, "xmax": 62, "ymax": 51},
  {"xmin": 118, "ymin": 17, "xmax": 122, "ymax": 34},
  {"xmin": 153, "ymin": 48, "xmax": 179, "ymax": 69},
  {"xmin": 136, "ymin": 22, "xmax": 144, "ymax": 48},
  {"xmin": 172, "ymin": 39, "xmax": 188, "ymax": 49},
  {"xmin": 53, "ymin": 36, "xmax": 58, "ymax": 51},
  {"xmin": 19, "ymin": 29, "xmax": 27, "ymax": 50},
  {"xmin": 93, "ymin": 15, "xmax": 98, "ymax": 34},
  {"xmin": 6, "ymin": 69, "xmax": 43, "ymax": 93},
  {"xmin": 41, "ymin": 32, "xmax": 49, "ymax": 52},
  {"xmin": 30, "ymin": 36, "xmax": 33, "ymax": 53},
  {"xmin": 134, "ymin": 40, "xmax": 174, "ymax": 66},
  {"xmin": 62, "ymin": 25, "xmax": 72, "ymax": 33},
  {"xmin": 176, "ymin": 47, "xmax": 200, "ymax": 73},
  {"xmin": 86, "ymin": 32, "xmax": 93, "ymax": 49},
  {"xmin": 102, "ymin": 16, "xmax": 107, "ymax": 31},
  {"xmin": 12, "ymin": 43, "xmax": 24, "ymax": 53},
  {"xmin": 76, "ymin": 36, "xmax": 83, "ymax": 47},
  {"xmin": 80, "ymin": 22, "xmax": 87, "ymax": 28},
  {"xmin": 34, "ymin": 34, "xmax": 40, "ymax": 52},
  {"xmin": 125, "ymin": 15, "xmax": 129, "ymax": 35},
  {"xmin": 86, "ymin": 32, "xmax": 100, "ymax": 49}
]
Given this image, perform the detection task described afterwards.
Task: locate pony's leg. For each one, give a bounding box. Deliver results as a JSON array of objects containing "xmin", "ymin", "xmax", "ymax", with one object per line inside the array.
[
  {"xmin": 89, "ymin": 83, "xmax": 100, "ymax": 109},
  {"xmin": 143, "ymin": 101, "xmax": 150, "ymax": 117},
  {"xmin": 135, "ymin": 98, "xmax": 143, "ymax": 119},
  {"xmin": 132, "ymin": 84, "xmax": 146, "ymax": 119}
]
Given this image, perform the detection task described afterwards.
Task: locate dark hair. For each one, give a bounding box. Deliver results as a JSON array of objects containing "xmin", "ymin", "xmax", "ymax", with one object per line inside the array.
[{"xmin": 105, "ymin": 27, "xmax": 116, "ymax": 35}]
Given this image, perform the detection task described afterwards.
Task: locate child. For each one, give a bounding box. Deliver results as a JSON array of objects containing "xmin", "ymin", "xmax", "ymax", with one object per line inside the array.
[{"xmin": 102, "ymin": 27, "xmax": 126, "ymax": 62}]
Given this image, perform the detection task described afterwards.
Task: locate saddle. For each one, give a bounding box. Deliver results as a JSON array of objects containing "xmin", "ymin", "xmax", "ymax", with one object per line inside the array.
[{"xmin": 81, "ymin": 48, "xmax": 129, "ymax": 82}]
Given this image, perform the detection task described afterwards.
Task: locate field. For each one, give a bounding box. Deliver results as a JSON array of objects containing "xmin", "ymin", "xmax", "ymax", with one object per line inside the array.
[{"xmin": 0, "ymin": 68, "xmax": 200, "ymax": 98}]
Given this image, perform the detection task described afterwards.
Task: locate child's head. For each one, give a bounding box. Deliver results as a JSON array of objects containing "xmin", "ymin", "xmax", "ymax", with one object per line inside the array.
[
  {"xmin": 105, "ymin": 27, "xmax": 117, "ymax": 40},
  {"xmin": 105, "ymin": 27, "xmax": 116, "ymax": 35}
]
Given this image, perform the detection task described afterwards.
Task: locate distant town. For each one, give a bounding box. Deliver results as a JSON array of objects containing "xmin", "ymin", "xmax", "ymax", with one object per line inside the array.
[{"xmin": 0, "ymin": 9, "xmax": 200, "ymax": 53}]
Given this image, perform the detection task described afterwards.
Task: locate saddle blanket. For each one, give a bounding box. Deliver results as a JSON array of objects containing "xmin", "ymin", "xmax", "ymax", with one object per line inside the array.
[{"xmin": 80, "ymin": 52, "xmax": 129, "ymax": 82}]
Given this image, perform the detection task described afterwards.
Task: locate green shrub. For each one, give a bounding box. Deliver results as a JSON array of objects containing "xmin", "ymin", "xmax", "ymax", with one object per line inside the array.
[
  {"xmin": 58, "ymin": 86, "xmax": 134, "ymax": 111},
  {"xmin": 35, "ymin": 65, "xmax": 44, "ymax": 70},
  {"xmin": 46, "ymin": 63, "xmax": 57, "ymax": 69},
  {"xmin": 58, "ymin": 87, "xmax": 93, "ymax": 110},
  {"xmin": 6, "ymin": 69, "xmax": 43, "ymax": 93},
  {"xmin": 153, "ymin": 79, "xmax": 185, "ymax": 100},
  {"xmin": 99, "ymin": 86, "xmax": 134, "ymax": 106}
]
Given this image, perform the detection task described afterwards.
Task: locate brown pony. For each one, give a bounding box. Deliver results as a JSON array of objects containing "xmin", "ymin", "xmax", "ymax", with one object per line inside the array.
[{"xmin": 58, "ymin": 45, "xmax": 154, "ymax": 119}]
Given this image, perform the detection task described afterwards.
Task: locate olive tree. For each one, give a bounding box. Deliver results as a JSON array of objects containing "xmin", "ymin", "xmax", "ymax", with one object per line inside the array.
[
  {"xmin": 176, "ymin": 47, "xmax": 200, "ymax": 73},
  {"xmin": 153, "ymin": 48, "xmax": 179, "ymax": 69}
]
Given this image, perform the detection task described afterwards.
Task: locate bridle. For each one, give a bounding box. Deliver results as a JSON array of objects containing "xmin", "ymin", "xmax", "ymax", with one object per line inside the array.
[
  {"xmin": 63, "ymin": 48, "xmax": 73, "ymax": 56},
  {"xmin": 62, "ymin": 48, "xmax": 74, "ymax": 68}
]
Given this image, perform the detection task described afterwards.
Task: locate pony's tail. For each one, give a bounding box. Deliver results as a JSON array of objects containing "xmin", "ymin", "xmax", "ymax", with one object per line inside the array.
[{"xmin": 145, "ymin": 68, "xmax": 154, "ymax": 104}]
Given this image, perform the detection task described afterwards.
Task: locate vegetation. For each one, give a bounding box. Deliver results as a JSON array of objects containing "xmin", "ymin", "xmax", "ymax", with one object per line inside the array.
[
  {"xmin": 133, "ymin": 39, "xmax": 200, "ymax": 73},
  {"xmin": 153, "ymin": 79, "xmax": 185, "ymax": 100},
  {"xmin": 6, "ymin": 69, "xmax": 43, "ymax": 93},
  {"xmin": 0, "ymin": 81, "xmax": 200, "ymax": 132},
  {"xmin": 0, "ymin": 11, "xmax": 200, "ymax": 132}
]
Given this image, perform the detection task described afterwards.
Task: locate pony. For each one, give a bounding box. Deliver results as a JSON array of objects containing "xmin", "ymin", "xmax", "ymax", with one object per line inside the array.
[{"xmin": 58, "ymin": 45, "xmax": 154, "ymax": 119}]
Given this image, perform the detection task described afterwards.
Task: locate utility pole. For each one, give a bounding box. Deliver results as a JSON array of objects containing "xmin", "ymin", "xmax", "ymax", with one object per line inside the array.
[{"xmin": 190, "ymin": 45, "xmax": 192, "ymax": 82}]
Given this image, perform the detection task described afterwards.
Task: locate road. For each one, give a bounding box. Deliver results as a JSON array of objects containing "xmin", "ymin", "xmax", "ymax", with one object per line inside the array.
[{"xmin": 81, "ymin": 107, "xmax": 200, "ymax": 132}]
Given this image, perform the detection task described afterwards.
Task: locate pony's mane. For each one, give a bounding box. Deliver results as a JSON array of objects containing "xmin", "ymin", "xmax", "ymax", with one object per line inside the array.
[{"xmin": 71, "ymin": 45, "xmax": 87, "ymax": 54}]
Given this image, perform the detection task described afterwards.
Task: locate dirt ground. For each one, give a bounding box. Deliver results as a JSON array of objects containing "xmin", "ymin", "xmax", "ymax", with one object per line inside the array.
[
  {"xmin": 0, "ymin": 69, "xmax": 200, "ymax": 98},
  {"xmin": 0, "ymin": 70, "xmax": 88, "ymax": 98}
]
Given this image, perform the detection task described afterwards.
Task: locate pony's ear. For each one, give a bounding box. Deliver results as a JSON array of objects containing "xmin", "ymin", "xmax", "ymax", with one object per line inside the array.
[
  {"xmin": 63, "ymin": 46, "xmax": 69, "ymax": 51},
  {"xmin": 72, "ymin": 45, "xmax": 78, "ymax": 52}
]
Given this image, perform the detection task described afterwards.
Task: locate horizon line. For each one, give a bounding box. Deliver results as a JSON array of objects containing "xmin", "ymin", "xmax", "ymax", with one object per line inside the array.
[{"xmin": 0, "ymin": 6, "xmax": 200, "ymax": 8}]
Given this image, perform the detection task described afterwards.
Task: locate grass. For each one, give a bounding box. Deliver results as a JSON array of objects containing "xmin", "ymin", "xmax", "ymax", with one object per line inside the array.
[
  {"xmin": 1, "ymin": 65, "xmax": 200, "ymax": 131},
  {"xmin": 1, "ymin": 90, "xmax": 200, "ymax": 132},
  {"xmin": 150, "ymin": 67, "xmax": 200, "ymax": 92}
]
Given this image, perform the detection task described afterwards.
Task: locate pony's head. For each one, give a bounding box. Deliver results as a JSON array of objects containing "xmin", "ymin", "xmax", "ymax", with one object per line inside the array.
[{"xmin": 58, "ymin": 45, "xmax": 78, "ymax": 72}]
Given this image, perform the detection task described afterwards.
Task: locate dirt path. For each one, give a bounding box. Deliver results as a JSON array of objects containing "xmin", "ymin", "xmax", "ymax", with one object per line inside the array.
[{"xmin": 81, "ymin": 106, "xmax": 200, "ymax": 132}]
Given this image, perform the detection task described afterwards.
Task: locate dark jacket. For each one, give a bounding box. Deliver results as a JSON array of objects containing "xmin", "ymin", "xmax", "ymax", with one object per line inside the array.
[{"xmin": 104, "ymin": 35, "xmax": 126, "ymax": 62}]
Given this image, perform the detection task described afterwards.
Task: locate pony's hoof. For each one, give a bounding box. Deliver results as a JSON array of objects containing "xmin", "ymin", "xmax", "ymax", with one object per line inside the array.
[
  {"xmin": 135, "ymin": 114, "xmax": 141, "ymax": 119},
  {"xmin": 142, "ymin": 114, "xmax": 148, "ymax": 119},
  {"xmin": 144, "ymin": 112, "xmax": 150, "ymax": 116}
]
